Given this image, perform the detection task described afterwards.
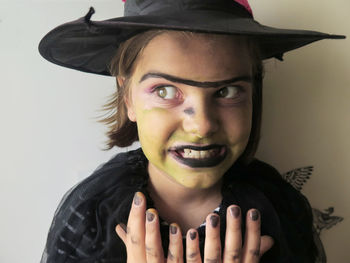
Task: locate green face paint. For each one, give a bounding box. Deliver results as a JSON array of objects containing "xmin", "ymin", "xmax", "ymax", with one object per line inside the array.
[
  {"xmin": 126, "ymin": 32, "xmax": 253, "ymax": 189},
  {"xmin": 132, "ymin": 103, "xmax": 251, "ymax": 189}
]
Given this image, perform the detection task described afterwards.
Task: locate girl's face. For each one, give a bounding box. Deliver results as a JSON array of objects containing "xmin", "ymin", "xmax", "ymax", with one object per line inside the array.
[{"xmin": 125, "ymin": 32, "xmax": 253, "ymax": 189}]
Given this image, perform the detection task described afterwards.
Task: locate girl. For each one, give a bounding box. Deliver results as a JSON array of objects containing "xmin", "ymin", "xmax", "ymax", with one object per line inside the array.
[{"xmin": 38, "ymin": 0, "xmax": 344, "ymax": 262}]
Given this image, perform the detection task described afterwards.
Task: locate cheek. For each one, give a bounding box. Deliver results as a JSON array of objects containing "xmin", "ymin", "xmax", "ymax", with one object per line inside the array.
[
  {"xmin": 134, "ymin": 106, "xmax": 178, "ymax": 154},
  {"xmin": 222, "ymin": 102, "xmax": 252, "ymax": 144}
]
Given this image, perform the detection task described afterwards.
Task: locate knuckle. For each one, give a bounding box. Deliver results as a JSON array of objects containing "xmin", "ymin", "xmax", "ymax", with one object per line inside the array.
[
  {"xmin": 205, "ymin": 258, "xmax": 220, "ymax": 263},
  {"xmin": 249, "ymin": 249, "xmax": 260, "ymax": 257},
  {"xmin": 232, "ymin": 254, "xmax": 241, "ymax": 262},
  {"xmin": 167, "ymin": 249, "xmax": 175, "ymax": 261},
  {"xmin": 225, "ymin": 248, "xmax": 241, "ymax": 262},
  {"xmin": 205, "ymin": 249, "xmax": 221, "ymax": 263},
  {"xmin": 168, "ymin": 249, "xmax": 180, "ymax": 262},
  {"xmin": 146, "ymin": 245, "xmax": 161, "ymax": 258},
  {"xmin": 187, "ymin": 251, "xmax": 200, "ymax": 262},
  {"xmin": 129, "ymin": 234, "xmax": 140, "ymax": 245}
]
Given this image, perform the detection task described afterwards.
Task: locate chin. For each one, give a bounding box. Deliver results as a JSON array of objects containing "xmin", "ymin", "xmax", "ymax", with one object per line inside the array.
[{"xmin": 168, "ymin": 164, "xmax": 230, "ymax": 189}]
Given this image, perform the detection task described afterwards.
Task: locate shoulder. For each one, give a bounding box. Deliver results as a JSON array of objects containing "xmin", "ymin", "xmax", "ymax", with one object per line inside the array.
[
  {"xmin": 61, "ymin": 148, "xmax": 146, "ymax": 205},
  {"xmin": 240, "ymin": 159, "xmax": 312, "ymax": 224},
  {"xmin": 41, "ymin": 148, "xmax": 146, "ymax": 263},
  {"xmin": 238, "ymin": 159, "xmax": 306, "ymax": 200},
  {"xmin": 241, "ymin": 159, "xmax": 318, "ymax": 261},
  {"xmin": 244, "ymin": 158, "xmax": 283, "ymax": 181}
]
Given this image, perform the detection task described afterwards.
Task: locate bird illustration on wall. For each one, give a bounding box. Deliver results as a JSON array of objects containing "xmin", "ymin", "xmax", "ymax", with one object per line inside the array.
[
  {"xmin": 282, "ymin": 166, "xmax": 344, "ymax": 263},
  {"xmin": 312, "ymin": 207, "xmax": 344, "ymax": 235},
  {"xmin": 282, "ymin": 166, "xmax": 313, "ymax": 191}
]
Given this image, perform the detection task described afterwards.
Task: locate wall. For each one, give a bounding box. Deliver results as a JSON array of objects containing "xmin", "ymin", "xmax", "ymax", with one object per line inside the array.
[
  {"xmin": 0, "ymin": 0, "xmax": 348, "ymax": 262},
  {"xmin": 251, "ymin": 1, "xmax": 350, "ymax": 262},
  {"xmin": 0, "ymin": 1, "xmax": 126, "ymax": 262}
]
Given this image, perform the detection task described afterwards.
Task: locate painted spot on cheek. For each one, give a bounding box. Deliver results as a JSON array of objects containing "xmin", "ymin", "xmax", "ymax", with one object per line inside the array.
[{"xmin": 184, "ymin": 107, "xmax": 195, "ymax": 115}]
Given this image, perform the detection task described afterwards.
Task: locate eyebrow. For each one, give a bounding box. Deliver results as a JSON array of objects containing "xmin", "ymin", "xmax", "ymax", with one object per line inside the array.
[{"xmin": 139, "ymin": 72, "xmax": 252, "ymax": 88}]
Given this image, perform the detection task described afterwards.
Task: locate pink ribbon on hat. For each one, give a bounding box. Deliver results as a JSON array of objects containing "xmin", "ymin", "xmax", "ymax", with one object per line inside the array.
[{"xmin": 234, "ymin": 0, "xmax": 253, "ymax": 16}]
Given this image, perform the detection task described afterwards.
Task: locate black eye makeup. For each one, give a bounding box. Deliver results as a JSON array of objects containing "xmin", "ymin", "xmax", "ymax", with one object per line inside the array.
[{"xmin": 139, "ymin": 72, "xmax": 253, "ymax": 88}]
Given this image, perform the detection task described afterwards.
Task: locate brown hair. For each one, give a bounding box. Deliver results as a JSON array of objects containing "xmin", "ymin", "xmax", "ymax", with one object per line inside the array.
[
  {"xmin": 100, "ymin": 30, "xmax": 263, "ymax": 164},
  {"xmin": 100, "ymin": 30, "xmax": 165, "ymax": 147}
]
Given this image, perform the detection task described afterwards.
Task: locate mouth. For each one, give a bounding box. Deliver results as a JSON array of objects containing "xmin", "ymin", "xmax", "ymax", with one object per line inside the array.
[{"xmin": 168, "ymin": 144, "xmax": 227, "ymax": 168}]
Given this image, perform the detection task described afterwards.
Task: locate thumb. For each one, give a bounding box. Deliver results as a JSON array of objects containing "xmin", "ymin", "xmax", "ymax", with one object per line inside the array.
[
  {"xmin": 259, "ymin": 235, "xmax": 274, "ymax": 257},
  {"xmin": 115, "ymin": 223, "xmax": 128, "ymax": 244}
]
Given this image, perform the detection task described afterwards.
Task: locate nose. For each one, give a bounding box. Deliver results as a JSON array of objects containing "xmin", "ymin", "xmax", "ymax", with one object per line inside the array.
[{"xmin": 182, "ymin": 96, "xmax": 219, "ymax": 138}]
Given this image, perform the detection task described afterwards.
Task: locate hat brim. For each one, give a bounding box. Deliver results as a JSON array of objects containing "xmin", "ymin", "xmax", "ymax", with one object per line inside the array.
[{"xmin": 39, "ymin": 9, "xmax": 345, "ymax": 76}]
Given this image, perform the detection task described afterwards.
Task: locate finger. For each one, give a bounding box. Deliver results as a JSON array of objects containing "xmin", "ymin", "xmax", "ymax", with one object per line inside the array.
[
  {"xmin": 223, "ymin": 205, "xmax": 242, "ymax": 262},
  {"xmin": 115, "ymin": 223, "xmax": 128, "ymax": 244},
  {"xmin": 242, "ymin": 209, "xmax": 260, "ymax": 263},
  {"xmin": 186, "ymin": 229, "xmax": 202, "ymax": 263},
  {"xmin": 167, "ymin": 223, "xmax": 183, "ymax": 263},
  {"xmin": 145, "ymin": 209, "xmax": 164, "ymax": 263},
  {"xmin": 126, "ymin": 192, "xmax": 147, "ymax": 262},
  {"xmin": 204, "ymin": 213, "xmax": 221, "ymax": 263},
  {"xmin": 259, "ymin": 235, "xmax": 274, "ymax": 257}
]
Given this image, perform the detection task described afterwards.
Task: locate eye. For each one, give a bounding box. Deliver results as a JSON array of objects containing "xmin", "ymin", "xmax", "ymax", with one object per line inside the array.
[
  {"xmin": 217, "ymin": 86, "xmax": 240, "ymax": 98},
  {"xmin": 155, "ymin": 86, "xmax": 178, "ymax": 100}
]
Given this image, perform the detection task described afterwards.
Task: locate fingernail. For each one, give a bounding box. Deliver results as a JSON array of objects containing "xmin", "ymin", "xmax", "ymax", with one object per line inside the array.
[
  {"xmin": 250, "ymin": 210, "xmax": 259, "ymax": 221},
  {"xmin": 190, "ymin": 231, "xmax": 197, "ymax": 240},
  {"xmin": 120, "ymin": 223, "xmax": 127, "ymax": 233},
  {"xmin": 133, "ymin": 192, "xmax": 142, "ymax": 206},
  {"xmin": 210, "ymin": 214, "xmax": 219, "ymax": 228},
  {"xmin": 230, "ymin": 206, "xmax": 240, "ymax": 218},
  {"xmin": 146, "ymin": 210, "xmax": 155, "ymax": 222},
  {"xmin": 170, "ymin": 225, "xmax": 177, "ymax": 235}
]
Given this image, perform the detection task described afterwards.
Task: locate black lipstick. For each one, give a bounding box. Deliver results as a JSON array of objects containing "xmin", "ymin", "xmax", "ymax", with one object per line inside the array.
[{"xmin": 168, "ymin": 145, "xmax": 227, "ymax": 168}]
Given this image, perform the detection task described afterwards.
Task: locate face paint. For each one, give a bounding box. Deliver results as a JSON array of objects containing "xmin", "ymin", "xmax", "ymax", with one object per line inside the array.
[
  {"xmin": 184, "ymin": 107, "xmax": 195, "ymax": 115},
  {"xmin": 139, "ymin": 72, "xmax": 252, "ymax": 88},
  {"xmin": 126, "ymin": 32, "xmax": 253, "ymax": 189}
]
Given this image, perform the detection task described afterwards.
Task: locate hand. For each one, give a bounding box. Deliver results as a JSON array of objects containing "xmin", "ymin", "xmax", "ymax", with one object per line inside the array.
[
  {"xmin": 187, "ymin": 207, "xmax": 274, "ymax": 262},
  {"xmin": 115, "ymin": 192, "xmax": 274, "ymax": 263},
  {"xmin": 116, "ymin": 192, "xmax": 182, "ymax": 262}
]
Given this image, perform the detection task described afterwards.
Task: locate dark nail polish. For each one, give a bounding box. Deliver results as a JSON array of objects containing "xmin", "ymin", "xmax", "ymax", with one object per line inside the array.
[
  {"xmin": 210, "ymin": 215, "xmax": 219, "ymax": 227},
  {"xmin": 170, "ymin": 225, "xmax": 177, "ymax": 235},
  {"xmin": 146, "ymin": 211, "xmax": 155, "ymax": 222},
  {"xmin": 120, "ymin": 223, "xmax": 127, "ymax": 233},
  {"xmin": 133, "ymin": 192, "xmax": 142, "ymax": 206},
  {"xmin": 251, "ymin": 210, "xmax": 259, "ymax": 221},
  {"xmin": 230, "ymin": 206, "xmax": 240, "ymax": 218},
  {"xmin": 190, "ymin": 231, "xmax": 197, "ymax": 240}
]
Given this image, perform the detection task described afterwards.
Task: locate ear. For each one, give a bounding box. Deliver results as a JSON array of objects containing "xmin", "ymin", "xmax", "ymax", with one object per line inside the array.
[
  {"xmin": 118, "ymin": 76, "xmax": 137, "ymax": 122},
  {"xmin": 124, "ymin": 96, "xmax": 136, "ymax": 122},
  {"xmin": 117, "ymin": 76, "xmax": 125, "ymax": 88}
]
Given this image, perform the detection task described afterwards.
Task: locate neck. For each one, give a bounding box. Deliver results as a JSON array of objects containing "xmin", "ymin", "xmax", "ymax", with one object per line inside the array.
[{"xmin": 147, "ymin": 163, "xmax": 223, "ymax": 233}]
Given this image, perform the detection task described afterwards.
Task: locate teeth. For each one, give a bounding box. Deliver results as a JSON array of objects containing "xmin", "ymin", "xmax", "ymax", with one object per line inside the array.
[
  {"xmin": 184, "ymin": 149, "xmax": 191, "ymax": 156},
  {"xmin": 181, "ymin": 148, "xmax": 219, "ymax": 159}
]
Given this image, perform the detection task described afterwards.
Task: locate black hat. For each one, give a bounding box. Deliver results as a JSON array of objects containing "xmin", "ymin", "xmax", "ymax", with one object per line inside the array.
[{"xmin": 38, "ymin": 0, "xmax": 345, "ymax": 76}]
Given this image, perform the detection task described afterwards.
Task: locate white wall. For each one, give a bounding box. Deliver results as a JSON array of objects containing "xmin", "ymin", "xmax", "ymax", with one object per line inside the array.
[
  {"xmin": 0, "ymin": 1, "xmax": 129, "ymax": 262},
  {"xmin": 0, "ymin": 0, "xmax": 348, "ymax": 262},
  {"xmin": 251, "ymin": 1, "xmax": 350, "ymax": 262}
]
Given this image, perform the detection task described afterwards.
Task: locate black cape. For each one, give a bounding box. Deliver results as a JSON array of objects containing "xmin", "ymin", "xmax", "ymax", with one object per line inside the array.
[{"xmin": 41, "ymin": 148, "xmax": 317, "ymax": 263}]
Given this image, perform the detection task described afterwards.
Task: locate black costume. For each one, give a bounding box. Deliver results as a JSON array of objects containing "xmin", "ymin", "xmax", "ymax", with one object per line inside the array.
[{"xmin": 41, "ymin": 148, "xmax": 317, "ymax": 263}]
